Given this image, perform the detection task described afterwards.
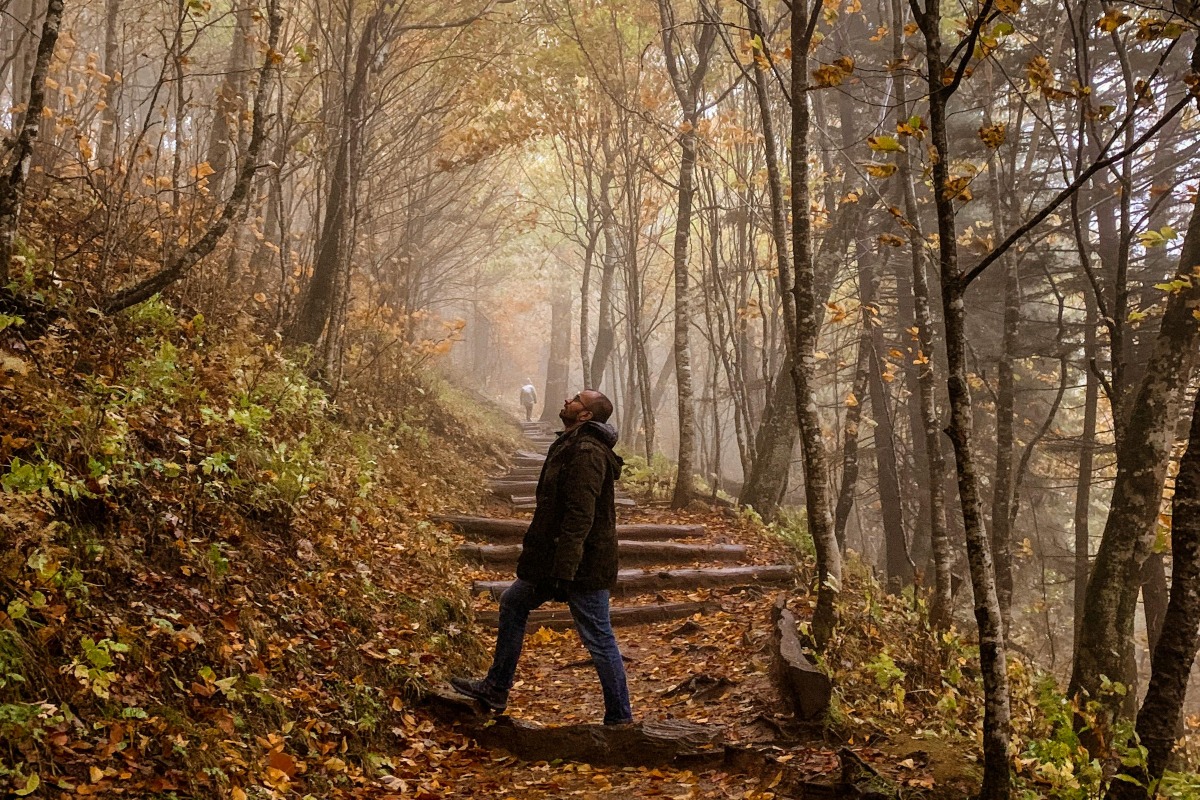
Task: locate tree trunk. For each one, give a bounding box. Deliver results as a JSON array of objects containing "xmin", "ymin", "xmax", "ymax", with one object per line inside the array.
[
  {"xmin": 890, "ymin": 0, "xmax": 950, "ymax": 627},
  {"xmin": 590, "ymin": 168, "xmax": 617, "ymax": 389},
  {"xmin": 205, "ymin": 0, "xmax": 255, "ymax": 195},
  {"xmin": 1074, "ymin": 291, "xmax": 1099, "ymax": 643},
  {"xmin": 97, "ymin": 0, "xmax": 121, "ymax": 169},
  {"xmin": 739, "ymin": 0, "xmax": 797, "ymax": 522},
  {"xmin": 1069, "ymin": 177, "xmax": 1200, "ymax": 736},
  {"xmin": 657, "ymin": 0, "xmax": 714, "ymax": 509},
  {"xmin": 790, "ymin": 0, "xmax": 840, "ymax": 649},
  {"xmin": 833, "ymin": 313, "xmax": 871, "ymax": 552},
  {"xmin": 988, "ymin": 155, "xmax": 1020, "ymax": 631},
  {"xmin": 541, "ymin": 281, "xmax": 572, "ymax": 424},
  {"xmin": 286, "ymin": 9, "xmax": 377, "ymax": 347},
  {"xmin": 916, "ymin": 0, "xmax": 1011, "ymax": 793},
  {"xmin": 1106, "ymin": 388, "xmax": 1200, "ymax": 800},
  {"xmin": 0, "ymin": 0, "xmax": 64, "ymax": 287},
  {"xmin": 863, "ymin": 254, "xmax": 912, "ymax": 592}
]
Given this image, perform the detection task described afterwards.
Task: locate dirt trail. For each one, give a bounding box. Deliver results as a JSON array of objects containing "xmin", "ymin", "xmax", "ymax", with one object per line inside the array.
[{"xmin": 412, "ymin": 421, "xmax": 979, "ymax": 798}]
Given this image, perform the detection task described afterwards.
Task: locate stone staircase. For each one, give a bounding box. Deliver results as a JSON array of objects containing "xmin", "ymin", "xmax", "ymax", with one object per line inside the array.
[{"xmin": 436, "ymin": 419, "xmax": 798, "ymax": 631}]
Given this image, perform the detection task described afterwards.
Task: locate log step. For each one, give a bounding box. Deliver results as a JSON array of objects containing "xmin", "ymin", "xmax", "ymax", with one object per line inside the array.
[
  {"xmin": 458, "ymin": 541, "xmax": 748, "ymax": 567},
  {"xmin": 432, "ymin": 516, "xmax": 707, "ymax": 542},
  {"xmin": 512, "ymin": 496, "xmax": 636, "ymax": 509},
  {"xmin": 476, "ymin": 600, "xmax": 718, "ymax": 631},
  {"xmin": 473, "ymin": 565, "xmax": 795, "ymax": 599}
]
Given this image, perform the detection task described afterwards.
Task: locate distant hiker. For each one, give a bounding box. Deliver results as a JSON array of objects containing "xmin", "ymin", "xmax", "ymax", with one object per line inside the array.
[
  {"xmin": 452, "ymin": 389, "xmax": 632, "ymax": 725},
  {"xmin": 519, "ymin": 379, "xmax": 537, "ymax": 422}
]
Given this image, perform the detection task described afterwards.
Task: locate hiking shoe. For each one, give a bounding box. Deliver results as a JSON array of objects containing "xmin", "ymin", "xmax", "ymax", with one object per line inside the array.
[{"xmin": 450, "ymin": 676, "xmax": 507, "ymax": 713}]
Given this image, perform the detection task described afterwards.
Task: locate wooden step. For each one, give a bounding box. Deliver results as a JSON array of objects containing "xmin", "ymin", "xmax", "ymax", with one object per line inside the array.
[
  {"xmin": 498, "ymin": 468, "xmax": 542, "ymax": 480},
  {"xmin": 432, "ymin": 516, "xmax": 707, "ymax": 542},
  {"xmin": 473, "ymin": 565, "xmax": 795, "ymax": 599},
  {"xmin": 476, "ymin": 600, "xmax": 718, "ymax": 631},
  {"xmin": 458, "ymin": 541, "xmax": 748, "ymax": 567},
  {"xmin": 512, "ymin": 496, "xmax": 636, "ymax": 509}
]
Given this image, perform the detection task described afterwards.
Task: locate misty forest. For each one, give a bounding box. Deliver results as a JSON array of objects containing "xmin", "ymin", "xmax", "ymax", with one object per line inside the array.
[{"xmin": 2, "ymin": 0, "xmax": 1200, "ymax": 797}]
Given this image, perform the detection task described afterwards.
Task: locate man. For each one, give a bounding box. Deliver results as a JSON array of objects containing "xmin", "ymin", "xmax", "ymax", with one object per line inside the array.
[
  {"xmin": 519, "ymin": 379, "xmax": 537, "ymax": 422},
  {"xmin": 452, "ymin": 389, "xmax": 632, "ymax": 725}
]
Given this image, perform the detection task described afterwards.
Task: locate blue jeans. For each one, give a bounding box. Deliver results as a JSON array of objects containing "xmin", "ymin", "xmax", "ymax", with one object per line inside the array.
[{"xmin": 483, "ymin": 577, "xmax": 632, "ymax": 724}]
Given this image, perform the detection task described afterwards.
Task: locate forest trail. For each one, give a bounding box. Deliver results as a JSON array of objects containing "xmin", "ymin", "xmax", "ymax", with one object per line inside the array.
[{"xmin": 422, "ymin": 420, "xmax": 975, "ymax": 798}]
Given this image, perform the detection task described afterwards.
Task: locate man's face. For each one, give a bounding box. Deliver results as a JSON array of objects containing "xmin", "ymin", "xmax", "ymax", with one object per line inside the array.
[{"xmin": 559, "ymin": 392, "xmax": 593, "ymax": 426}]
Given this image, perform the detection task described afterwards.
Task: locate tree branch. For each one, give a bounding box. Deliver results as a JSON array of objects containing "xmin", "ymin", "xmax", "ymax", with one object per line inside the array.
[
  {"xmin": 102, "ymin": 0, "xmax": 282, "ymax": 314},
  {"xmin": 963, "ymin": 89, "xmax": 1196, "ymax": 289}
]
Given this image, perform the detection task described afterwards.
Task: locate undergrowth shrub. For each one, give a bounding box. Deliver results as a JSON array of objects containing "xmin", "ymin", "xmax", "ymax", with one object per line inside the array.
[{"xmin": 0, "ymin": 292, "xmax": 512, "ymax": 796}]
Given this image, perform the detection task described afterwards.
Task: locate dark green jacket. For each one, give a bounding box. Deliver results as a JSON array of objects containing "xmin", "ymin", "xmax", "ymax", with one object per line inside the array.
[{"xmin": 516, "ymin": 421, "xmax": 624, "ymax": 591}]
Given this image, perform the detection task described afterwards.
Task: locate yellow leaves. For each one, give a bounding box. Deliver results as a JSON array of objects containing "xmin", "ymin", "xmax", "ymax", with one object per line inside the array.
[
  {"xmin": 896, "ymin": 114, "xmax": 925, "ymax": 139},
  {"xmin": 1025, "ymin": 55, "xmax": 1054, "ymax": 90},
  {"xmin": 253, "ymin": 292, "xmax": 268, "ymax": 304},
  {"xmin": 231, "ymin": 788, "xmax": 247, "ymax": 800},
  {"xmin": 1136, "ymin": 17, "xmax": 1185, "ymax": 41},
  {"xmin": 845, "ymin": 392, "xmax": 858, "ymax": 407},
  {"xmin": 1153, "ymin": 277, "xmax": 1192, "ymax": 294},
  {"xmin": 811, "ymin": 56, "xmax": 855, "ymax": 88},
  {"xmin": 1026, "ymin": 56, "xmax": 1072, "ymax": 101},
  {"xmin": 90, "ymin": 766, "xmax": 105, "ymax": 783},
  {"xmin": 190, "ymin": 161, "xmax": 215, "ymax": 180},
  {"xmin": 78, "ymin": 135, "xmax": 94, "ymax": 161},
  {"xmin": 978, "ymin": 123, "xmax": 1006, "ymax": 149},
  {"xmin": 1138, "ymin": 225, "xmax": 1177, "ymax": 248},
  {"xmin": 867, "ymin": 134, "xmax": 905, "ymax": 153},
  {"xmin": 877, "ymin": 232, "xmax": 906, "ymax": 247},
  {"xmin": 865, "ymin": 163, "xmax": 897, "ymax": 178},
  {"xmin": 912, "ymin": 351, "xmax": 930, "ymax": 366},
  {"xmin": 942, "ymin": 175, "xmax": 974, "ymax": 203},
  {"xmin": 994, "ymin": 0, "xmax": 1021, "ymax": 13},
  {"xmin": 13, "ymin": 772, "xmax": 39, "ymax": 797},
  {"xmin": 1095, "ymin": 8, "xmax": 1132, "ymax": 33}
]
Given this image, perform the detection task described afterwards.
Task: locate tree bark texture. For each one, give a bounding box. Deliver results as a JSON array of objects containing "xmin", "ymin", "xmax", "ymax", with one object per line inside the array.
[
  {"xmin": 1070, "ymin": 166, "xmax": 1200, "ymax": 732},
  {"xmin": 790, "ymin": 0, "xmax": 840, "ymax": 649},
  {"xmin": 988, "ymin": 162, "xmax": 1020, "ymax": 631},
  {"xmin": 658, "ymin": 0, "xmax": 714, "ymax": 509},
  {"xmin": 890, "ymin": 0, "xmax": 950, "ymax": 627},
  {"xmin": 916, "ymin": 0, "xmax": 1012, "ymax": 794},
  {"xmin": 0, "ymin": 0, "xmax": 64, "ymax": 287},
  {"xmin": 1106, "ymin": 388, "xmax": 1200, "ymax": 800},
  {"xmin": 860, "ymin": 248, "xmax": 911, "ymax": 589},
  {"xmin": 1074, "ymin": 291, "xmax": 1099, "ymax": 643},
  {"xmin": 833, "ymin": 314, "xmax": 871, "ymax": 552}
]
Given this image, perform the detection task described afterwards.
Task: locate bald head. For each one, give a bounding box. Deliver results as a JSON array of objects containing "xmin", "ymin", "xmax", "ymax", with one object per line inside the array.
[{"xmin": 580, "ymin": 390, "xmax": 613, "ymax": 423}]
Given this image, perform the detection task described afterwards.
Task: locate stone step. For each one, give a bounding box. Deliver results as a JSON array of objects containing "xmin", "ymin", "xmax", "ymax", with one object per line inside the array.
[
  {"xmin": 473, "ymin": 565, "xmax": 796, "ymax": 599},
  {"xmin": 458, "ymin": 541, "xmax": 748, "ymax": 567},
  {"xmin": 432, "ymin": 516, "xmax": 706, "ymax": 542}
]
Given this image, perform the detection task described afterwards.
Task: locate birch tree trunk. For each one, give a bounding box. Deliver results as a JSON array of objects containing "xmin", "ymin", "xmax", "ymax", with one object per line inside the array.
[
  {"xmin": 0, "ymin": 0, "xmax": 64, "ymax": 287},
  {"xmin": 657, "ymin": 0, "xmax": 715, "ymax": 509}
]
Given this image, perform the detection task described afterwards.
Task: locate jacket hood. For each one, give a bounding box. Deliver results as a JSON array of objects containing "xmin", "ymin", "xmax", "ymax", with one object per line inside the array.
[{"xmin": 581, "ymin": 420, "xmax": 619, "ymax": 448}]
